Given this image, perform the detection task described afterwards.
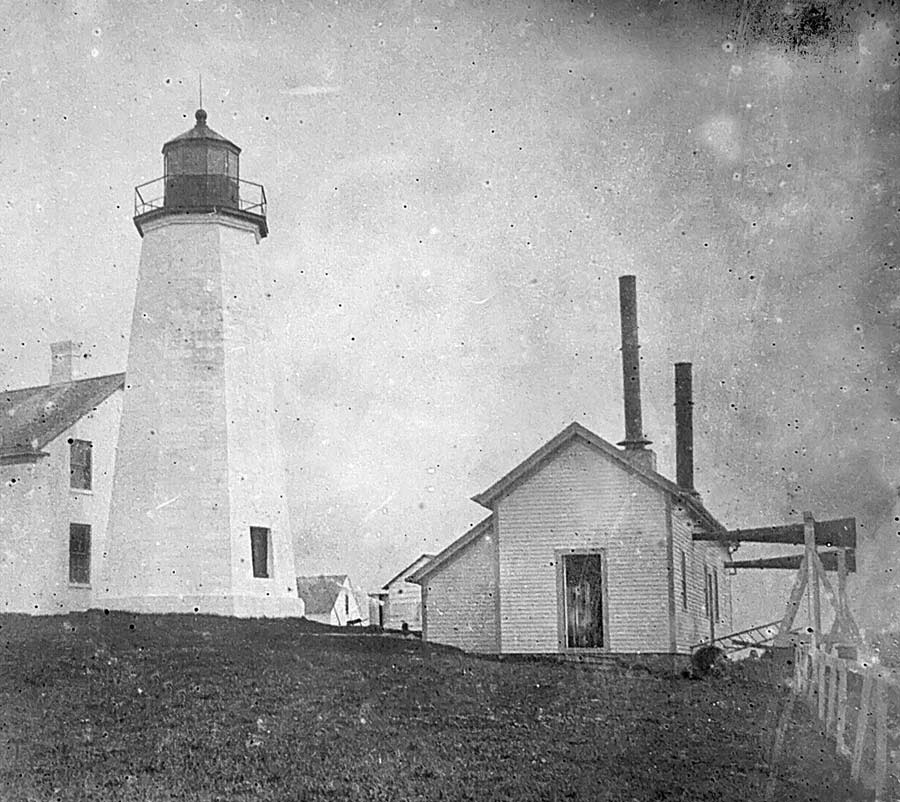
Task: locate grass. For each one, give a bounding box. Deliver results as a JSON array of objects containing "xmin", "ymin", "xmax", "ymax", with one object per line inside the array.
[{"xmin": 0, "ymin": 611, "xmax": 870, "ymax": 801}]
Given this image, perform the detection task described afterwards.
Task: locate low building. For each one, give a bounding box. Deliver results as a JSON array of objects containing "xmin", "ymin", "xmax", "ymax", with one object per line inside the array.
[
  {"xmin": 370, "ymin": 554, "xmax": 433, "ymax": 631},
  {"xmin": 296, "ymin": 574, "xmax": 361, "ymax": 626},
  {"xmin": 409, "ymin": 423, "xmax": 732, "ymax": 658},
  {"xmin": 0, "ymin": 342, "xmax": 124, "ymax": 614},
  {"xmin": 408, "ymin": 277, "xmax": 734, "ymax": 661}
]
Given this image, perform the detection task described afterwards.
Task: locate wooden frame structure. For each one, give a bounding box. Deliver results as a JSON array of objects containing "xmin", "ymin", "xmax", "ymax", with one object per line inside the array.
[{"xmin": 695, "ymin": 511, "xmax": 859, "ymax": 648}]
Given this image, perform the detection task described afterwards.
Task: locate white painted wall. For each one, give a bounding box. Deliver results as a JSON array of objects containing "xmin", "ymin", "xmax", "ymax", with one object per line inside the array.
[
  {"xmin": 671, "ymin": 504, "xmax": 733, "ymax": 652},
  {"xmin": 0, "ymin": 390, "xmax": 121, "ymax": 614},
  {"xmin": 383, "ymin": 580, "xmax": 423, "ymax": 631},
  {"xmin": 101, "ymin": 215, "xmax": 301, "ymax": 617},
  {"xmin": 496, "ymin": 439, "xmax": 671, "ymax": 654},
  {"xmin": 421, "ymin": 523, "xmax": 499, "ymax": 652},
  {"xmin": 66, "ymin": 392, "xmax": 122, "ymax": 612}
]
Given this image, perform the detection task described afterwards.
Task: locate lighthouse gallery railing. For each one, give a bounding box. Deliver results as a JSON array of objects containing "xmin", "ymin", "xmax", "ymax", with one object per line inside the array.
[{"xmin": 133, "ymin": 176, "xmax": 267, "ymax": 219}]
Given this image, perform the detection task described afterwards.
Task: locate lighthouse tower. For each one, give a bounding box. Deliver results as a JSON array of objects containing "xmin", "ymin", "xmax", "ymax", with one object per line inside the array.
[{"xmin": 101, "ymin": 109, "xmax": 302, "ymax": 617}]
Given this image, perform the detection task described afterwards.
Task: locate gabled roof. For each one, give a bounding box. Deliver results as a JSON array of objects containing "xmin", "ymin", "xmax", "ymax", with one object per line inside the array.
[
  {"xmin": 412, "ymin": 423, "xmax": 729, "ymax": 586},
  {"xmin": 408, "ymin": 516, "xmax": 493, "ymax": 584},
  {"xmin": 380, "ymin": 554, "xmax": 435, "ymax": 591},
  {"xmin": 295, "ymin": 575, "xmax": 349, "ymax": 616},
  {"xmin": 471, "ymin": 421, "xmax": 726, "ymax": 536},
  {"xmin": 0, "ymin": 373, "xmax": 125, "ymax": 462}
]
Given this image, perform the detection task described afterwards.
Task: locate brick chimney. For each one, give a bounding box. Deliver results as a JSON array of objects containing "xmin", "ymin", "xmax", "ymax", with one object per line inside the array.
[
  {"xmin": 617, "ymin": 276, "xmax": 656, "ymax": 473},
  {"xmin": 49, "ymin": 340, "xmax": 81, "ymax": 385},
  {"xmin": 674, "ymin": 362, "xmax": 695, "ymax": 493}
]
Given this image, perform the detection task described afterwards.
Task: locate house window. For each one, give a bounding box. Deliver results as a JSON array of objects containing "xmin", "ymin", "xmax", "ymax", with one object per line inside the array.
[
  {"xmin": 250, "ymin": 527, "xmax": 270, "ymax": 578},
  {"xmin": 69, "ymin": 439, "xmax": 92, "ymax": 490},
  {"xmin": 713, "ymin": 570, "xmax": 720, "ymax": 622},
  {"xmin": 69, "ymin": 523, "xmax": 91, "ymax": 585},
  {"xmin": 561, "ymin": 552, "xmax": 605, "ymax": 649},
  {"xmin": 680, "ymin": 550, "xmax": 688, "ymax": 610},
  {"xmin": 703, "ymin": 566, "xmax": 711, "ymax": 619},
  {"xmin": 344, "ymin": 593, "xmax": 350, "ymax": 618}
]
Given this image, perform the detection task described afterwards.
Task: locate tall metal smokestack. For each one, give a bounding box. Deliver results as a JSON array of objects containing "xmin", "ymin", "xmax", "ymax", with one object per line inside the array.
[
  {"xmin": 618, "ymin": 275, "xmax": 651, "ymax": 451},
  {"xmin": 674, "ymin": 362, "xmax": 695, "ymax": 492}
]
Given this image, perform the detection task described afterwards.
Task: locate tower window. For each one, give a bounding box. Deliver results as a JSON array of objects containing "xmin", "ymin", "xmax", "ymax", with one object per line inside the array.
[
  {"xmin": 680, "ymin": 550, "xmax": 688, "ymax": 610},
  {"xmin": 69, "ymin": 440, "xmax": 92, "ymax": 490},
  {"xmin": 250, "ymin": 527, "xmax": 270, "ymax": 578},
  {"xmin": 69, "ymin": 523, "xmax": 91, "ymax": 585}
]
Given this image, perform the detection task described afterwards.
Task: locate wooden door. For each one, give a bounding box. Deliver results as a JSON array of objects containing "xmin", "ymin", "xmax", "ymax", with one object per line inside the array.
[{"xmin": 563, "ymin": 553, "xmax": 604, "ymax": 649}]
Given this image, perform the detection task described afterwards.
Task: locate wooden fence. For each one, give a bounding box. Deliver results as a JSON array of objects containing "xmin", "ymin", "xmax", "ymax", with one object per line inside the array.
[{"xmin": 793, "ymin": 644, "xmax": 900, "ymax": 801}]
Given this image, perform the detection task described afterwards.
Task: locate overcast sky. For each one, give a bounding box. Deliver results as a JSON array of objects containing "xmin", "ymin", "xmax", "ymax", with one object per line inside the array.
[{"xmin": 1, "ymin": 0, "xmax": 898, "ymax": 629}]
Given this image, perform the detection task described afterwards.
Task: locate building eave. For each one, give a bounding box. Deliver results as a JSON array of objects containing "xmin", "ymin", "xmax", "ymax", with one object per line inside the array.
[
  {"xmin": 380, "ymin": 554, "xmax": 436, "ymax": 590},
  {"xmin": 408, "ymin": 517, "xmax": 493, "ymax": 584},
  {"xmin": 0, "ymin": 450, "xmax": 50, "ymax": 465}
]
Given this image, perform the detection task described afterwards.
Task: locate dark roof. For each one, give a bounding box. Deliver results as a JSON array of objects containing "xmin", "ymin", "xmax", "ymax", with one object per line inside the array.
[
  {"xmin": 163, "ymin": 109, "xmax": 240, "ymax": 152},
  {"xmin": 472, "ymin": 421, "xmax": 726, "ymax": 536},
  {"xmin": 296, "ymin": 575, "xmax": 348, "ymax": 615},
  {"xmin": 408, "ymin": 518, "xmax": 492, "ymax": 584},
  {"xmin": 380, "ymin": 554, "xmax": 435, "ymax": 590},
  {"xmin": 0, "ymin": 373, "xmax": 125, "ymax": 462}
]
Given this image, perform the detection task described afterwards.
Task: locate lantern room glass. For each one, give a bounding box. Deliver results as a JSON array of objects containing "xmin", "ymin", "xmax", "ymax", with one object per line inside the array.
[{"xmin": 164, "ymin": 141, "xmax": 239, "ymax": 210}]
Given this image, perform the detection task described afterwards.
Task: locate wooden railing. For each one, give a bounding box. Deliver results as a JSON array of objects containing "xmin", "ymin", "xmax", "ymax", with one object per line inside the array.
[{"xmin": 793, "ymin": 644, "xmax": 900, "ymax": 800}]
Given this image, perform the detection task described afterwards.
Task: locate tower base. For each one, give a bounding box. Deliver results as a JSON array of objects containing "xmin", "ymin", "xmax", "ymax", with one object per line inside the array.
[{"xmin": 99, "ymin": 594, "xmax": 304, "ymax": 619}]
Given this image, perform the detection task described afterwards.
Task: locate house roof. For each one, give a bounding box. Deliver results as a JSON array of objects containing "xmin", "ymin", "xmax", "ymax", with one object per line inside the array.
[
  {"xmin": 0, "ymin": 373, "xmax": 125, "ymax": 462},
  {"xmin": 408, "ymin": 516, "xmax": 493, "ymax": 584},
  {"xmin": 295, "ymin": 575, "xmax": 348, "ymax": 615},
  {"xmin": 472, "ymin": 421, "xmax": 726, "ymax": 535},
  {"xmin": 411, "ymin": 422, "xmax": 729, "ymax": 585},
  {"xmin": 379, "ymin": 554, "xmax": 435, "ymax": 590}
]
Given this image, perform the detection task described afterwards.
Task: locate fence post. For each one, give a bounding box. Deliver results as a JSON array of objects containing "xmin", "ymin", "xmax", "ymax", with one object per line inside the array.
[
  {"xmin": 873, "ymin": 676, "xmax": 887, "ymax": 802},
  {"xmin": 807, "ymin": 648, "xmax": 818, "ymax": 703},
  {"xmin": 851, "ymin": 667, "xmax": 874, "ymax": 782},
  {"xmin": 764, "ymin": 692, "xmax": 798, "ymax": 802},
  {"xmin": 826, "ymin": 654, "xmax": 838, "ymax": 735},
  {"xmin": 818, "ymin": 649, "xmax": 828, "ymax": 721},
  {"xmin": 836, "ymin": 659, "xmax": 849, "ymax": 757},
  {"xmin": 804, "ymin": 512, "xmax": 821, "ymax": 648}
]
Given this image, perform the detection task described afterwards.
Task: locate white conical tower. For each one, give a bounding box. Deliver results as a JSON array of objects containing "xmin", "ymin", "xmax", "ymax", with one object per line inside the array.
[{"xmin": 100, "ymin": 109, "xmax": 302, "ymax": 617}]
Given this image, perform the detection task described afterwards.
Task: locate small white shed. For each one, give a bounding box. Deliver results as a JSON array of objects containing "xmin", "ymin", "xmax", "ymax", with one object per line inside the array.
[
  {"xmin": 296, "ymin": 575, "xmax": 361, "ymax": 627},
  {"xmin": 370, "ymin": 554, "xmax": 434, "ymax": 632}
]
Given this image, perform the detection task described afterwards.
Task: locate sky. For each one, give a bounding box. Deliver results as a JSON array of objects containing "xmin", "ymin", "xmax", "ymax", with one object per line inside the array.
[{"xmin": 1, "ymin": 0, "xmax": 898, "ymax": 631}]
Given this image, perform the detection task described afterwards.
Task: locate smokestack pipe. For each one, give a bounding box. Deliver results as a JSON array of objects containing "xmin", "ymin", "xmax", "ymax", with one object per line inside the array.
[
  {"xmin": 618, "ymin": 275, "xmax": 650, "ymax": 450},
  {"xmin": 674, "ymin": 362, "xmax": 695, "ymax": 492}
]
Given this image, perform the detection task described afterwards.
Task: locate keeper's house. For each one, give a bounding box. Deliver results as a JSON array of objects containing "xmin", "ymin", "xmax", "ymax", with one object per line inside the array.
[
  {"xmin": 0, "ymin": 342, "xmax": 123, "ymax": 614},
  {"xmin": 409, "ymin": 277, "xmax": 733, "ymax": 660}
]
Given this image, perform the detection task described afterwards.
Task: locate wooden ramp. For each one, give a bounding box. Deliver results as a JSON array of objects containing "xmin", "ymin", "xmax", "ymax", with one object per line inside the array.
[{"xmin": 692, "ymin": 619, "xmax": 793, "ymax": 656}]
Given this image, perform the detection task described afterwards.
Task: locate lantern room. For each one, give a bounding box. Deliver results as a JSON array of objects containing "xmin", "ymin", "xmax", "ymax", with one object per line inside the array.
[
  {"xmin": 163, "ymin": 108, "xmax": 240, "ymax": 209},
  {"xmin": 133, "ymin": 109, "xmax": 268, "ymax": 238}
]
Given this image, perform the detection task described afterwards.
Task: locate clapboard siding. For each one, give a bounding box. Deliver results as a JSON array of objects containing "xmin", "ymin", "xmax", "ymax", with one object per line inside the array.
[
  {"xmin": 671, "ymin": 504, "xmax": 733, "ymax": 652},
  {"xmin": 496, "ymin": 440, "xmax": 670, "ymax": 654},
  {"xmin": 422, "ymin": 522, "xmax": 498, "ymax": 653}
]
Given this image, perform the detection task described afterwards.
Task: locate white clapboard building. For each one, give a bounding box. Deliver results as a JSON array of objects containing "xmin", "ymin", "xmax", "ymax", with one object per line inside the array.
[{"xmin": 410, "ymin": 278, "xmax": 733, "ymax": 661}]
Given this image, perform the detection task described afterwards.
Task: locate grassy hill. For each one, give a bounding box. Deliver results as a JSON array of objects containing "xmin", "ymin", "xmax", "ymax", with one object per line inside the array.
[{"xmin": 0, "ymin": 612, "xmax": 869, "ymax": 801}]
